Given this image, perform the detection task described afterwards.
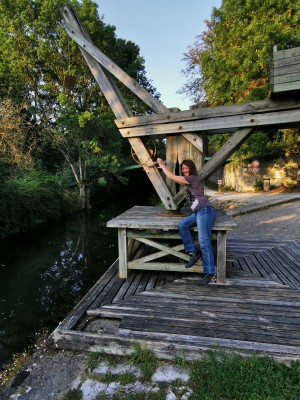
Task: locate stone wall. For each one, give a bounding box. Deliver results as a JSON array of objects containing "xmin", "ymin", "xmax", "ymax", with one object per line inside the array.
[{"xmin": 222, "ymin": 156, "xmax": 300, "ymax": 191}]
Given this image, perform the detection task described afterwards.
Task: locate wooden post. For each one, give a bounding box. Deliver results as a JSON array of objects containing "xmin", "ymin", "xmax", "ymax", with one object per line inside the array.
[
  {"xmin": 118, "ymin": 229, "xmax": 128, "ymax": 279},
  {"xmin": 216, "ymin": 231, "xmax": 227, "ymax": 284}
]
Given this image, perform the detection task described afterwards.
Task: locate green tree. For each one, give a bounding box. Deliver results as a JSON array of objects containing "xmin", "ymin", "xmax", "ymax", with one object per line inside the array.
[
  {"xmin": 180, "ymin": 0, "xmax": 300, "ymax": 163},
  {"xmin": 181, "ymin": 0, "xmax": 300, "ymax": 106},
  {"xmin": 0, "ymin": 0, "xmax": 158, "ymax": 209},
  {"xmin": 0, "ymin": 98, "xmax": 36, "ymax": 170}
]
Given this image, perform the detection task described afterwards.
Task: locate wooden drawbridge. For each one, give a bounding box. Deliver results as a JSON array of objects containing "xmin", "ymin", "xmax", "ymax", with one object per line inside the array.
[
  {"xmin": 61, "ymin": 5, "xmax": 300, "ymax": 210},
  {"xmin": 55, "ymin": 7, "xmax": 300, "ymax": 361}
]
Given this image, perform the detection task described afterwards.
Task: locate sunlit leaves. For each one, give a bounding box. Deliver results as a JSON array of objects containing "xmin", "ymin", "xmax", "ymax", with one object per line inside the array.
[
  {"xmin": 181, "ymin": 0, "xmax": 300, "ymax": 106},
  {"xmin": 0, "ymin": 99, "xmax": 35, "ymax": 169}
]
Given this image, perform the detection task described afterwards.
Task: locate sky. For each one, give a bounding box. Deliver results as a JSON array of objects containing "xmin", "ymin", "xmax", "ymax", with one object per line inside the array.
[{"xmin": 94, "ymin": 0, "xmax": 222, "ymax": 111}]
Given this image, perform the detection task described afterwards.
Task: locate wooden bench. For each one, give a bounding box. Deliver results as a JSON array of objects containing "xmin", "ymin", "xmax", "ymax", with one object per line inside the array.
[{"xmin": 107, "ymin": 206, "xmax": 237, "ymax": 284}]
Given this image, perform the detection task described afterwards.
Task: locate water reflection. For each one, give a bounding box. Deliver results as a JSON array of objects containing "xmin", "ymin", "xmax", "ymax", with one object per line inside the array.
[{"xmin": 0, "ymin": 204, "xmax": 126, "ymax": 368}]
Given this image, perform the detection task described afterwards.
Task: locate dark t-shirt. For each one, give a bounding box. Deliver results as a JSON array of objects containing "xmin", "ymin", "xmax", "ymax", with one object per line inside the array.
[{"xmin": 184, "ymin": 175, "xmax": 213, "ymax": 211}]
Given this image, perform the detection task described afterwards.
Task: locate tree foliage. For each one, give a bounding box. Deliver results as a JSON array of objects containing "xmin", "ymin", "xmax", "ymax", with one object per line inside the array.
[
  {"xmin": 0, "ymin": 0, "xmax": 157, "ymax": 213},
  {"xmin": 180, "ymin": 0, "xmax": 300, "ymax": 163},
  {"xmin": 181, "ymin": 0, "xmax": 300, "ymax": 106},
  {"xmin": 0, "ymin": 98, "xmax": 36, "ymax": 169}
]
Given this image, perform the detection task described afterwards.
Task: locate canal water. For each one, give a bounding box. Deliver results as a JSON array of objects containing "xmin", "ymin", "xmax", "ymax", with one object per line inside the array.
[{"xmin": 0, "ymin": 201, "xmax": 135, "ymax": 369}]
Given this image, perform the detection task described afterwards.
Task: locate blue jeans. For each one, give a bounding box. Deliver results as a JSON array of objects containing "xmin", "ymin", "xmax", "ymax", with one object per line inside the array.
[{"xmin": 178, "ymin": 207, "xmax": 216, "ymax": 274}]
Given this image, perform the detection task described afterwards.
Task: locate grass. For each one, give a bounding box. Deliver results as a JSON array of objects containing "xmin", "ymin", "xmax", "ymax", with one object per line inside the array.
[
  {"xmin": 127, "ymin": 342, "xmax": 158, "ymax": 381},
  {"xmin": 188, "ymin": 349, "xmax": 300, "ymax": 400},
  {"xmin": 5, "ymin": 342, "xmax": 300, "ymax": 400},
  {"xmin": 59, "ymin": 388, "xmax": 82, "ymax": 400},
  {"xmin": 85, "ymin": 351, "xmax": 120, "ymax": 372}
]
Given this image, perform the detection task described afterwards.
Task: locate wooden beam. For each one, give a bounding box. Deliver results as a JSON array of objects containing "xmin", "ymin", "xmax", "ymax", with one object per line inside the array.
[
  {"xmin": 173, "ymin": 128, "xmax": 253, "ymax": 206},
  {"xmin": 115, "ymin": 96, "xmax": 300, "ymax": 129},
  {"xmin": 61, "ymin": 5, "xmax": 178, "ymax": 210},
  {"xmin": 118, "ymin": 108, "xmax": 300, "ymax": 138},
  {"xmin": 61, "ymin": 6, "xmax": 168, "ymax": 114},
  {"xmin": 182, "ymin": 133, "xmax": 204, "ymax": 152}
]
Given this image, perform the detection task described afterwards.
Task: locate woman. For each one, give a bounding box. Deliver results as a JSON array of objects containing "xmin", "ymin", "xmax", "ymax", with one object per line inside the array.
[{"xmin": 156, "ymin": 158, "xmax": 217, "ymax": 283}]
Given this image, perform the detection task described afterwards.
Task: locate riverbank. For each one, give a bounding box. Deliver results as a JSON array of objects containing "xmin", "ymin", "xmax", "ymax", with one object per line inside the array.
[{"xmin": 1, "ymin": 190, "xmax": 299, "ymax": 399}]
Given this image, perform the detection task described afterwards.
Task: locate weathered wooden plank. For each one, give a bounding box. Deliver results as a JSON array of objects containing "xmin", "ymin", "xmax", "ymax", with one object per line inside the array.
[
  {"xmin": 279, "ymin": 243, "xmax": 300, "ymax": 265},
  {"xmin": 151, "ymin": 284, "xmax": 300, "ymax": 303},
  {"xmin": 143, "ymin": 286, "xmax": 300, "ymax": 305},
  {"xmin": 128, "ymin": 261, "xmax": 203, "ymax": 273},
  {"xmin": 107, "ymin": 206, "xmax": 237, "ymax": 231},
  {"xmin": 107, "ymin": 294, "xmax": 300, "ymax": 317},
  {"xmin": 118, "ymin": 109, "xmax": 300, "ymax": 137},
  {"xmin": 182, "ymin": 133, "xmax": 204, "ymax": 153},
  {"xmin": 90, "ymin": 297, "xmax": 300, "ymax": 321},
  {"xmin": 123, "ymin": 272, "xmax": 144, "ymax": 299},
  {"xmin": 58, "ymin": 260, "xmax": 119, "ymax": 330},
  {"xmin": 53, "ymin": 326, "xmax": 300, "ymax": 363},
  {"xmin": 132, "ymin": 237, "xmax": 190, "ymax": 261},
  {"xmin": 156, "ymin": 271, "xmax": 167, "ymax": 287},
  {"xmin": 117, "ymin": 329, "xmax": 300, "ymax": 358},
  {"xmin": 274, "ymin": 72, "xmax": 300, "ymax": 84},
  {"xmin": 134, "ymin": 270, "xmax": 153, "ymax": 294},
  {"xmin": 272, "ymin": 54, "xmax": 300, "ymax": 69},
  {"xmin": 263, "ymin": 248, "xmax": 300, "ymax": 288},
  {"xmin": 273, "ymin": 72, "xmax": 300, "ymax": 87},
  {"xmin": 113, "ymin": 297, "xmax": 300, "ymax": 330},
  {"xmin": 61, "ymin": 6, "xmax": 168, "ymax": 114},
  {"xmin": 145, "ymin": 270, "xmax": 160, "ymax": 290},
  {"xmin": 112, "ymin": 271, "xmax": 139, "ymax": 302},
  {"xmin": 272, "ymin": 47, "xmax": 300, "ymax": 60},
  {"xmin": 97, "ymin": 276, "xmax": 127, "ymax": 307},
  {"xmin": 115, "ymin": 96, "xmax": 300, "ymax": 129},
  {"xmin": 271, "ymin": 248, "xmax": 300, "ymax": 286},
  {"xmin": 271, "ymin": 82, "xmax": 300, "ymax": 94},
  {"xmin": 88, "ymin": 306, "xmax": 300, "ymax": 333},
  {"xmin": 250, "ymin": 253, "xmax": 283, "ymax": 284},
  {"xmin": 119, "ymin": 317, "xmax": 300, "ymax": 346},
  {"xmin": 272, "ymin": 62, "xmax": 300, "ymax": 77},
  {"xmin": 118, "ymin": 228, "xmax": 127, "ymax": 279},
  {"xmin": 128, "ymin": 243, "xmax": 186, "ymax": 264},
  {"xmin": 216, "ymin": 231, "xmax": 226, "ymax": 284}
]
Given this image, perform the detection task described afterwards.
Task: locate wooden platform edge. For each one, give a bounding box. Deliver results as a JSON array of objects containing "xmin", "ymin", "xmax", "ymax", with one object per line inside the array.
[
  {"xmin": 57, "ymin": 260, "xmax": 119, "ymax": 331},
  {"xmin": 53, "ymin": 326, "xmax": 300, "ymax": 363}
]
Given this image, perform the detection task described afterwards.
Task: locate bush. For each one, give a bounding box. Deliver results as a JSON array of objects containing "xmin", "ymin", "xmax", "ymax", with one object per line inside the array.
[
  {"xmin": 253, "ymin": 180, "xmax": 263, "ymax": 191},
  {"xmin": 220, "ymin": 185, "xmax": 235, "ymax": 192},
  {"xmin": 0, "ymin": 170, "xmax": 78, "ymax": 238}
]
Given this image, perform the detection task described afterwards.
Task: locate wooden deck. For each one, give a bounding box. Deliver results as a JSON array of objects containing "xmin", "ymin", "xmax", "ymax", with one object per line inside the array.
[{"xmin": 54, "ymin": 237, "xmax": 300, "ymax": 362}]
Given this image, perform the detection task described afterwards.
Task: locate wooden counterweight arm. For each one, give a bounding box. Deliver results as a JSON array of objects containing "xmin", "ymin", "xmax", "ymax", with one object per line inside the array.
[
  {"xmin": 60, "ymin": 5, "xmax": 179, "ymax": 210},
  {"xmin": 61, "ymin": 5, "xmax": 168, "ymax": 114}
]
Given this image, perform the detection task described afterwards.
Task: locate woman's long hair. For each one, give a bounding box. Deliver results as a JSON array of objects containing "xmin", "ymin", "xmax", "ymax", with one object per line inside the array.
[{"xmin": 181, "ymin": 159, "xmax": 198, "ymax": 176}]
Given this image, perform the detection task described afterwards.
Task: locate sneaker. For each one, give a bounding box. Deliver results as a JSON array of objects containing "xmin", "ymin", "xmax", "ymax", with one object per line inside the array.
[
  {"xmin": 185, "ymin": 252, "xmax": 202, "ymax": 269},
  {"xmin": 198, "ymin": 274, "xmax": 216, "ymax": 285}
]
